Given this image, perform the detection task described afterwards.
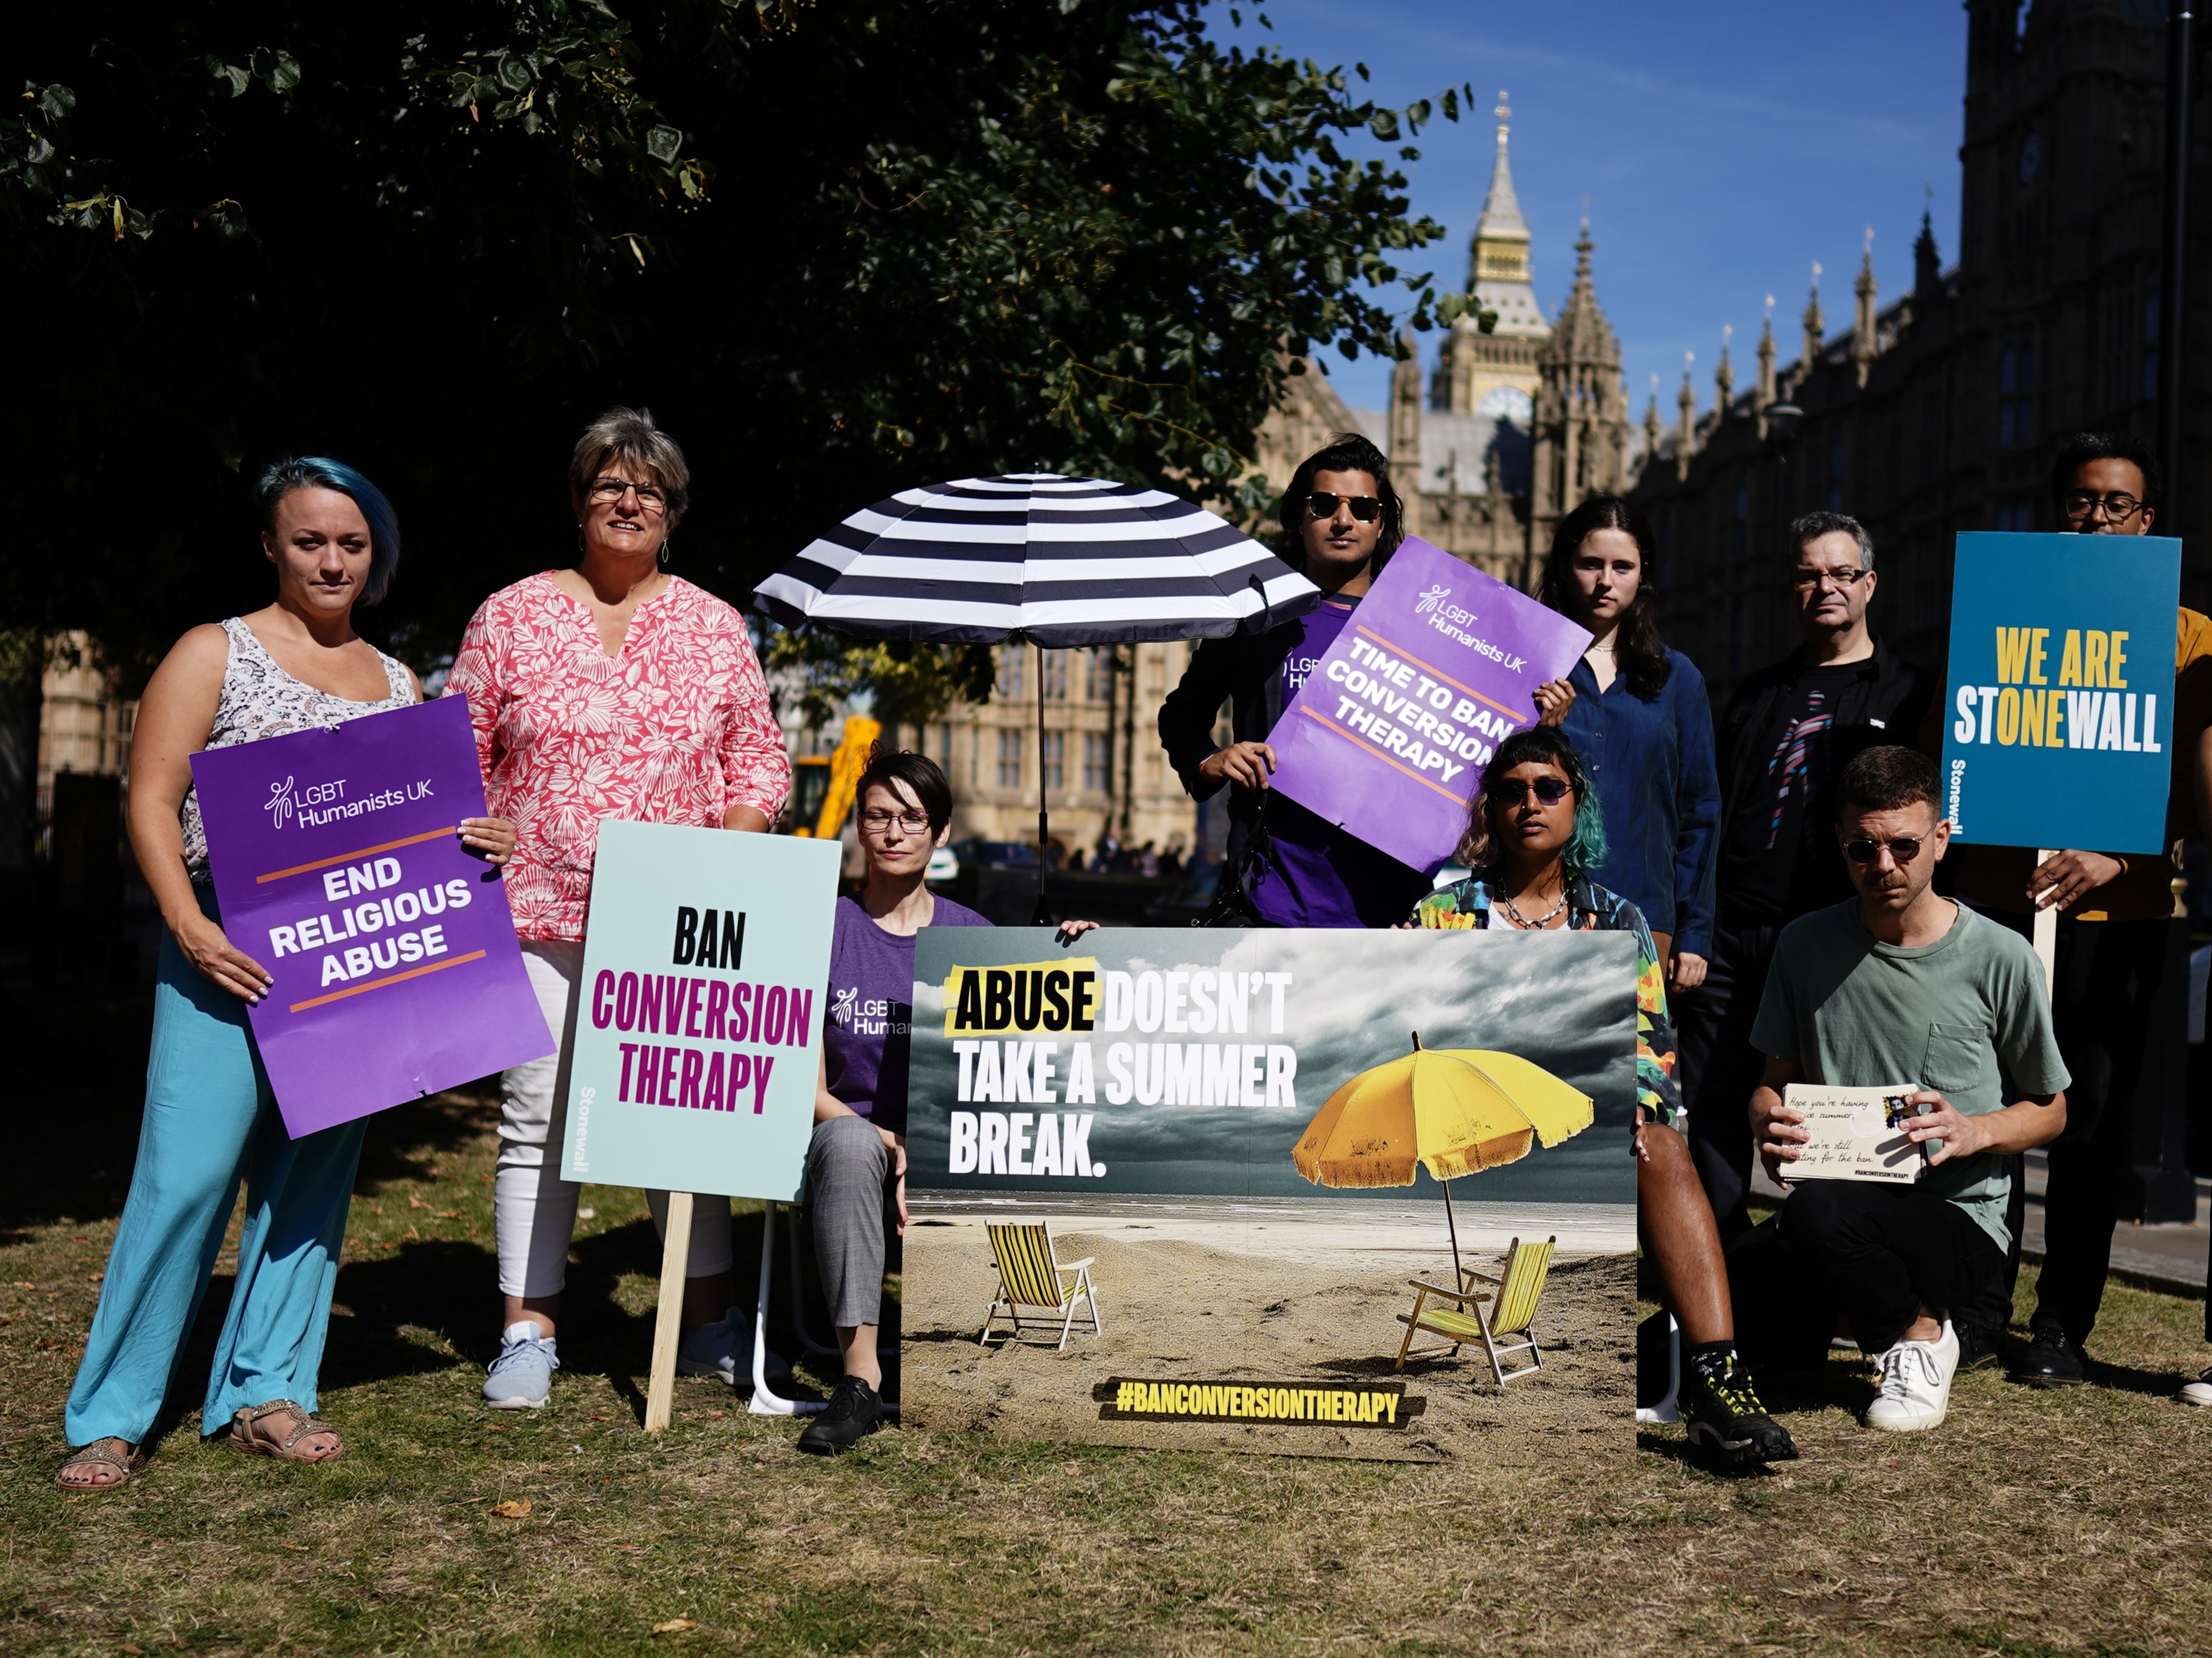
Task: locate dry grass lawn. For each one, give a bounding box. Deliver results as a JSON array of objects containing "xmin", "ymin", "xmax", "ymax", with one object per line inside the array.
[{"xmin": 3, "ymin": 989, "xmax": 2209, "ymax": 1656}]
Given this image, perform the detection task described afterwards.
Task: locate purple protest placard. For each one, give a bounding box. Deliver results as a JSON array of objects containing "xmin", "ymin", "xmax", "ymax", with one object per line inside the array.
[
  {"xmin": 190, "ymin": 696, "xmax": 552, "ymax": 1136},
  {"xmin": 1264, "ymin": 536, "xmax": 1590, "ymax": 873}
]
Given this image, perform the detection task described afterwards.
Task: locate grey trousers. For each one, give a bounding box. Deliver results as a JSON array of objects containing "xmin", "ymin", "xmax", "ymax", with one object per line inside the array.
[{"xmin": 807, "ymin": 1115, "xmax": 892, "ymax": 1329}]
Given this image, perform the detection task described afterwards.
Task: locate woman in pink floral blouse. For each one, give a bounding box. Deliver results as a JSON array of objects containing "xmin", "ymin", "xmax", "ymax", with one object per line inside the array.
[{"xmin": 446, "ymin": 407, "xmax": 792, "ymax": 1408}]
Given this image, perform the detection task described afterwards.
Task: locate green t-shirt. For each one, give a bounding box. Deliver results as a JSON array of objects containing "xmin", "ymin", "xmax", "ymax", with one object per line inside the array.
[{"xmin": 1750, "ymin": 899, "xmax": 2069, "ymax": 1250}]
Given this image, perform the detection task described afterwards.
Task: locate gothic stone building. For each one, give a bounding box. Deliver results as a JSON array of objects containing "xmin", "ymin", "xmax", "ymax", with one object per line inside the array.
[
  {"xmin": 1258, "ymin": 100, "xmax": 1632, "ymax": 593},
  {"xmin": 1633, "ymin": 0, "xmax": 2206, "ymax": 710}
]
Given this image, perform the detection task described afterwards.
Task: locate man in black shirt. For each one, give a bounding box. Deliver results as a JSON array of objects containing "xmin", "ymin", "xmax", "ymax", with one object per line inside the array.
[{"xmin": 1678, "ymin": 511, "xmax": 1933, "ymax": 1238}]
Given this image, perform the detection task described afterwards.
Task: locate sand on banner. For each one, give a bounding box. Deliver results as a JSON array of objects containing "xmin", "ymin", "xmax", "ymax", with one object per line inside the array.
[{"xmin": 901, "ymin": 1202, "xmax": 1634, "ymax": 1464}]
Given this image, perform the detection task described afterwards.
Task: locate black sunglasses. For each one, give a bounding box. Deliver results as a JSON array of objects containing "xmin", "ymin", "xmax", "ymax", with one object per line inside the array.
[
  {"xmin": 1494, "ymin": 777, "xmax": 1573, "ymax": 808},
  {"xmin": 1304, "ymin": 491, "xmax": 1382, "ymax": 523},
  {"xmin": 1844, "ymin": 835, "xmax": 1923, "ymax": 864}
]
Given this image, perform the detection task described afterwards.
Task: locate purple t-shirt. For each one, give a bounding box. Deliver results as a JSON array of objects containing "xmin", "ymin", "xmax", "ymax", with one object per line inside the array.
[
  {"xmin": 823, "ymin": 893, "xmax": 990, "ymax": 1134},
  {"xmin": 1248, "ymin": 597, "xmax": 1432, "ymax": 929}
]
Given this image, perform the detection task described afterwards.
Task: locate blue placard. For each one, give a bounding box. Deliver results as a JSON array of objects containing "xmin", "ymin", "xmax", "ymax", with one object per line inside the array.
[{"xmin": 1939, "ymin": 530, "xmax": 2180, "ymax": 853}]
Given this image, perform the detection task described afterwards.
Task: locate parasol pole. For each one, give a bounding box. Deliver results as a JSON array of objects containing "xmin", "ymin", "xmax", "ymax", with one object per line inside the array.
[
  {"xmin": 1442, "ymin": 1179, "xmax": 1465, "ymax": 1287},
  {"xmin": 1410, "ymin": 1033, "xmax": 1466, "ymax": 1284},
  {"xmin": 1032, "ymin": 641, "xmax": 1053, "ymax": 925}
]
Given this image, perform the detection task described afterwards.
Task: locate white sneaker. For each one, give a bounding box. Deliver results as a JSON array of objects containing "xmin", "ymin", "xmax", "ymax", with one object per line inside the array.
[
  {"xmin": 482, "ymin": 1319, "xmax": 559, "ymax": 1409},
  {"xmin": 675, "ymin": 1305, "xmax": 791, "ymax": 1392},
  {"xmin": 1865, "ymin": 1319, "xmax": 1958, "ymax": 1432},
  {"xmin": 2180, "ymin": 1368, "xmax": 2212, "ymax": 1408}
]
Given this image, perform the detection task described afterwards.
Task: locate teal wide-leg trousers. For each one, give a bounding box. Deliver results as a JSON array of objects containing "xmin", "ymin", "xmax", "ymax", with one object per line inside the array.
[{"xmin": 65, "ymin": 897, "xmax": 365, "ymax": 1445}]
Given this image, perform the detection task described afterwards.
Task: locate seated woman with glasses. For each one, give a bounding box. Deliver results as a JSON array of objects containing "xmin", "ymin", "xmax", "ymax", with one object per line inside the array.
[
  {"xmin": 1159, "ymin": 434, "xmax": 1572, "ymax": 929},
  {"xmin": 797, "ymin": 748, "xmax": 1093, "ymax": 1455},
  {"xmin": 1411, "ymin": 728, "xmax": 1796, "ymax": 1468}
]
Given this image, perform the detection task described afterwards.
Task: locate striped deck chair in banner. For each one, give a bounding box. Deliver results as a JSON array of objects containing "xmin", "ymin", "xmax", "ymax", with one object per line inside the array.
[
  {"xmin": 1393, "ymin": 1235, "xmax": 1556, "ymax": 1387},
  {"xmin": 979, "ymin": 1222, "xmax": 1102, "ymax": 1351}
]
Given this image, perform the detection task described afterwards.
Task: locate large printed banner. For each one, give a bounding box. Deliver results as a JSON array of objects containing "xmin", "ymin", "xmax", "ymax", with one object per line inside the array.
[
  {"xmin": 900, "ymin": 927, "xmax": 1638, "ymax": 1460},
  {"xmin": 557, "ymin": 821, "xmax": 839, "ymax": 1200},
  {"xmin": 1265, "ymin": 536, "xmax": 1589, "ymax": 873},
  {"xmin": 191, "ymin": 697, "xmax": 552, "ymax": 1136},
  {"xmin": 1940, "ymin": 530, "xmax": 2181, "ymax": 853}
]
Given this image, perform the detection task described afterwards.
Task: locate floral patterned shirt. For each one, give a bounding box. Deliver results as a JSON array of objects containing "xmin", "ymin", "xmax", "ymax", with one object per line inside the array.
[
  {"xmin": 1412, "ymin": 871, "xmax": 1684, "ymax": 1129},
  {"xmin": 446, "ymin": 573, "xmax": 793, "ymax": 941}
]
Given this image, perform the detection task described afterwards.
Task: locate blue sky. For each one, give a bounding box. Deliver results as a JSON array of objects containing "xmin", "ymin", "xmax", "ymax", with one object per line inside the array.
[{"xmin": 1203, "ymin": 1, "xmax": 1971, "ymax": 422}]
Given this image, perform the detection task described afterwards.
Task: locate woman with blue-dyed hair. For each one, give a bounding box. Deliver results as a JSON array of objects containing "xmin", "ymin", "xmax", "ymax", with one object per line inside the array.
[
  {"xmin": 1409, "ymin": 727, "xmax": 1796, "ymax": 1469},
  {"xmin": 54, "ymin": 457, "xmax": 515, "ymax": 1490}
]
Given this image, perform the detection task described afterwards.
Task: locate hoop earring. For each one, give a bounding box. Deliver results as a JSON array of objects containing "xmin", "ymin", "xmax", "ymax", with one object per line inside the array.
[{"xmin": 658, "ymin": 540, "xmax": 673, "ymax": 569}]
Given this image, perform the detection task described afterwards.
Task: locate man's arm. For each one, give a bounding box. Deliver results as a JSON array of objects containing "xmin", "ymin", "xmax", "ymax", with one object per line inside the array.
[{"xmin": 1898, "ymin": 1088, "xmax": 2066, "ymax": 1162}]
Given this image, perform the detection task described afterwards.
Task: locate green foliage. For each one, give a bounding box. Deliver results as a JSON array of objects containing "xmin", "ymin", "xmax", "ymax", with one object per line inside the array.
[
  {"xmin": 761, "ymin": 628, "xmax": 997, "ymax": 734},
  {"xmin": 5, "ymin": 4, "xmax": 1470, "ymax": 702}
]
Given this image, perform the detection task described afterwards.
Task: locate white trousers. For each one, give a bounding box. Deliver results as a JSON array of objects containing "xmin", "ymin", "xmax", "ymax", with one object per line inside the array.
[{"xmin": 495, "ymin": 940, "xmax": 733, "ymax": 1299}]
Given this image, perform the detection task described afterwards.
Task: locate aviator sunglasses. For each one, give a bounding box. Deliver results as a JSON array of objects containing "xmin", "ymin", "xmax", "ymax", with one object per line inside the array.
[
  {"xmin": 1494, "ymin": 777, "xmax": 1574, "ymax": 808},
  {"xmin": 1304, "ymin": 491, "xmax": 1383, "ymax": 522},
  {"xmin": 1843, "ymin": 835, "xmax": 1923, "ymax": 864}
]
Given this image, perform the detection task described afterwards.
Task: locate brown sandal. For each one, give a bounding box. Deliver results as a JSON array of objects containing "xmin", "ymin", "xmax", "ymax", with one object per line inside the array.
[
  {"xmin": 226, "ymin": 1400, "xmax": 343, "ymax": 1463},
  {"xmin": 55, "ymin": 1436, "xmax": 143, "ymax": 1492}
]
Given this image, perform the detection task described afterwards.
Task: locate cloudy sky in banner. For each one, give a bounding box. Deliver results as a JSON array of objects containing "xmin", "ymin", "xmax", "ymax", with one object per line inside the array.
[{"xmin": 908, "ymin": 927, "xmax": 1637, "ymax": 1206}]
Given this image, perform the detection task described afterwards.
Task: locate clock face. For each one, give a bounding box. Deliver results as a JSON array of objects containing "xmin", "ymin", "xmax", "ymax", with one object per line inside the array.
[{"xmin": 2018, "ymin": 131, "xmax": 2042, "ymax": 186}]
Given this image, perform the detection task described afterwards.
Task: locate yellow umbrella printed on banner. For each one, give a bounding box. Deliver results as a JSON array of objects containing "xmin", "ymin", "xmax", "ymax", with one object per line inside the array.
[{"xmin": 1292, "ymin": 1034, "xmax": 1592, "ymax": 1276}]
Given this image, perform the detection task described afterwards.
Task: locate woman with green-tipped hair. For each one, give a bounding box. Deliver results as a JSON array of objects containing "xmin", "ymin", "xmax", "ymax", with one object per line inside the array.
[{"xmin": 1413, "ymin": 726, "xmax": 1793, "ymax": 1469}]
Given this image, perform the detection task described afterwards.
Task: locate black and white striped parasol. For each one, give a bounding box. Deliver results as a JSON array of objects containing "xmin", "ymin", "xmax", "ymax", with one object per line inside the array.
[
  {"xmin": 758, "ymin": 472, "xmax": 1323, "ymax": 923},
  {"xmin": 752, "ymin": 472, "xmax": 1320, "ymax": 646}
]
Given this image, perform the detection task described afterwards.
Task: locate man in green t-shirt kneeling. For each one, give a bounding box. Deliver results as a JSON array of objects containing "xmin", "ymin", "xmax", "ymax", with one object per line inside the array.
[{"xmin": 1749, "ymin": 747, "xmax": 2069, "ymax": 1432}]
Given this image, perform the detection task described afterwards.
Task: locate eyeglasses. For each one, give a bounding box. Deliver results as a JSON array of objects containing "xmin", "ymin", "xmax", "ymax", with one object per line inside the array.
[
  {"xmin": 859, "ymin": 810, "xmax": 933, "ymax": 835},
  {"xmin": 1493, "ymin": 777, "xmax": 1574, "ymax": 808},
  {"xmin": 1843, "ymin": 835, "xmax": 1923, "ymax": 864},
  {"xmin": 588, "ymin": 477, "xmax": 669, "ymax": 512},
  {"xmin": 2062, "ymin": 490, "xmax": 2144, "ymax": 523},
  {"xmin": 1304, "ymin": 492, "xmax": 1382, "ymax": 523},
  {"xmin": 1791, "ymin": 567, "xmax": 1869, "ymax": 591}
]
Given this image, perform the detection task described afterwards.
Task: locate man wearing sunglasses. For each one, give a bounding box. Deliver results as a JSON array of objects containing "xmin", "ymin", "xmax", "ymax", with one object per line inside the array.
[
  {"xmin": 1941, "ymin": 432, "xmax": 2212, "ymax": 1392},
  {"xmin": 1748, "ymin": 747, "xmax": 2068, "ymax": 1432},
  {"xmin": 1686, "ymin": 512, "xmax": 1932, "ymax": 1244},
  {"xmin": 1161, "ymin": 435, "xmax": 1569, "ymax": 927}
]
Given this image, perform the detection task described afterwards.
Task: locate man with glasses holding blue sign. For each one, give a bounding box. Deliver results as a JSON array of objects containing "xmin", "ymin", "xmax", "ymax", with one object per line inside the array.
[{"xmin": 1943, "ymin": 433, "xmax": 2212, "ymax": 1392}]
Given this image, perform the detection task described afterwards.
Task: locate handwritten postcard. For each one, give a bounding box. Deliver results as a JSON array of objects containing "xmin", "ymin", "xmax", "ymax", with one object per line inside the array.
[{"xmin": 1781, "ymin": 1083, "xmax": 1930, "ymax": 1185}]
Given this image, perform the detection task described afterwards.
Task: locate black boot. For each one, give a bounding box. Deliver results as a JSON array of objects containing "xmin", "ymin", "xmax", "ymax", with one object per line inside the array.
[
  {"xmin": 2011, "ymin": 1317, "xmax": 2085, "ymax": 1387},
  {"xmin": 1680, "ymin": 1347, "xmax": 1798, "ymax": 1466},
  {"xmin": 797, "ymin": 1375, "xmax": 883, "ymax": 1455}
]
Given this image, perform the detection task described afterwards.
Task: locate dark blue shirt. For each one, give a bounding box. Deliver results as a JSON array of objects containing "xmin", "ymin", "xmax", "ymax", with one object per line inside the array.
[{"xmin": 1557, "ymin": 648, "xmax": 1721, "ymax": 958}]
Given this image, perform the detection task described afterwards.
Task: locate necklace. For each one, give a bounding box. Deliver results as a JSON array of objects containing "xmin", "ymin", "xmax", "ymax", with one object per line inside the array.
[{"xmin": 1499, "ymin": 881, "xmax": 1570, "ymax": 930}]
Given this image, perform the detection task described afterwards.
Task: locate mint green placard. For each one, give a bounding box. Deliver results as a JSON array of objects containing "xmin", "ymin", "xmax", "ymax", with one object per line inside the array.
[{"xmin": 558, "ymin": 821, "xmax": 840, "ymax": 1199}]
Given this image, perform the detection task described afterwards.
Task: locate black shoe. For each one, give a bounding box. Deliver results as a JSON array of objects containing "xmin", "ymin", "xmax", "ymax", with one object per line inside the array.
[
  {"xmin": 1956, "ymin": 1324, "xmax": 2002, "ymax": 1372},
  {"xmin": 2011, "ymin": 1319, "xmax": 2085, "ymax": 1388},
  {"xmin": 796, "ymin": 1376, "xmax": 883, "ymax": 1455},
  {"xmin": 1680, "ymin": 1351, "xmax": 1799, "ymax": 1466}
]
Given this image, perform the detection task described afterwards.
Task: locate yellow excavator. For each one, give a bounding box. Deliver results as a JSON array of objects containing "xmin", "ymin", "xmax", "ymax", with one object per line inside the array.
[{"xmin": 787, "ymin": 715, "xmax": 881, "ymax": 840}]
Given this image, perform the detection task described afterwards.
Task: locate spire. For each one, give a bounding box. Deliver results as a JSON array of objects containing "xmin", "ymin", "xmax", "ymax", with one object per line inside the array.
[
  {"xmin": 1852, "ymin": 226, "xmax": 1878, "ymax": 388},
  {"xmin": 1800, "ymin": 261, "xmax": 1824, "ymax": 384},
  {"xmin": 1714, "ymin": 323, "xmax": 1734, "ymax": 413},
  {"xmin": 1754, "ymin": 296, "xmax": 1777, "ymax": 436},
  {"xmin": 1913, "ymin": 196, "xmax": 1942, "ymax": 299},
  {"xmin": 1676, "ymin": 352, "xmax": 1697, "ymax": 480},
  {"xmin": 1450, "ymin": 86, "xmax": 1548, "ymax": 404},
  {"xmin": 1473, "ymin": 91, "xmax": 1530, "ymax": 250},
  {"xmin": 1643, "ymin": 373, "xmax": 1662, "ymax": 480}
]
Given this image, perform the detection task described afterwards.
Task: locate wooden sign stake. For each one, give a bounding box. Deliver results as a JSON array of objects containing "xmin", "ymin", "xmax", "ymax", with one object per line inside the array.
[
  {"xmin": 2032, "ymin": 849, "xmax": 2058, "ymax": 999},
  {"xmin": 644, "ymin": 1190, "xmax": 694, "ymax": 1432}
]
